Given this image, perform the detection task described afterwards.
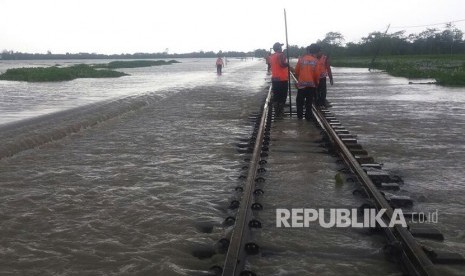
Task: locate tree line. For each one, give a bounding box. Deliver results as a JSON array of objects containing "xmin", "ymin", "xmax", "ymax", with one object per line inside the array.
[
  {"xmin": 0, "ymin": 50, "xmax": 253, "ymax": 60},
  {"xmin": 2, "ymin": 24, "xmax": 464, "ymax": 60},
  {"xmin": 254, "ymin": 24, "xmax": 465, "ymax": 58}
]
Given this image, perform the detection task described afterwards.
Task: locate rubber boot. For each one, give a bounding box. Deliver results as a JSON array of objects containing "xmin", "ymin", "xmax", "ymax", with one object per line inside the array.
[
  {"xmin": 278, "ymin": 103, "xmax": 285, "ymax": 118},
  {"xmin": 274, "ymin": 103, "xmax": 282, "ymax": 119}
]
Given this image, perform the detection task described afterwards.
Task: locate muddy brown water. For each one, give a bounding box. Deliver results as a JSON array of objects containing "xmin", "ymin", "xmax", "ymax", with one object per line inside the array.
[{"xmin": 0, "ymin": 61, "xmax": 464, "ymax": 275}]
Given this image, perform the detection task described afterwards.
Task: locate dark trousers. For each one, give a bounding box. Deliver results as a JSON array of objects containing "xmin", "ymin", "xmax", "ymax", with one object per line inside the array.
[
  {"xmin": 296, "ymin": 87, "xmax": 316, "ymax": 119},
  {"xmin": 317, "ymin": 77, "xmax": 327, "ymax": 106},
  {"xmin": 217, "ymin": 65, "xmax": 222, "ymax": 74},
  {"xmin": 271, "ymin": 81, "xmax": 288, "ymax": 104}
]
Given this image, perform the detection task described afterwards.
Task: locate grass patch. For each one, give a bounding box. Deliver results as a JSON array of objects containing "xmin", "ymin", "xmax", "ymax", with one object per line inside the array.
[
  {"xmin": 0, "ymin": 60, "xmax": 180, "ymax": 82},
  {"xmin": 0, "ymin": 64, "xmax": 128, "ymax": 82},
  {"xmin": 94, "ymin": 59, "xmax": 180, "ymax": 69},
  {"xmin": 331, "ymin": 55, "xmax": 465, "ymax": 86}
]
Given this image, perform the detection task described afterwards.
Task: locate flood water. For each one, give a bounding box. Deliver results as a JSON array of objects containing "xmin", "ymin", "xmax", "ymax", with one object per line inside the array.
[
  {"xmin": 329, "ymin": 68, "xmax": 465, "ymax": 275},
  {"xmin": 0, "ymin": 58, "xmax": 244, "ymax": 125},
  {"xmin": 0, "ymin": 59, "xmax": 464, "ymax": 275}
]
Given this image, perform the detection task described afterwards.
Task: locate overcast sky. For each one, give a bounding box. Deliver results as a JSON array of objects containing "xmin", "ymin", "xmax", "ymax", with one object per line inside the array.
[{"xmin": 1, "ymin": 0, "xmax": 465, "ymax": 54}]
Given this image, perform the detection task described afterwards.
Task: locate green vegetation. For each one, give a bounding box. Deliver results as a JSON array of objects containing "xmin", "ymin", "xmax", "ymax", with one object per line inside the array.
[
  {"xmin": 256, "ymin": 24, "xmax": 465, "ymax": 86},
  {"xmin": 1, "ymin": 48, "xmax": 252, "ymax": 60},
  {"xmin": 94, "ymin": 59, "xmax": 180, "ymax": 69},
  {"xmin": 0, "ymin": 60, "xmax": 180, "ymax": 82},
  {"xmin": 275, "ymin": 24, "xmax": 465, "ymax": 58},
  {"xmin": 331, "ymin": 55, "xmax": 465, "ymax": 86},
  {"xmin": 0, "ymin": 64, "xmax": 128, "ymax": 82},
  {"xmin": 2, "ymin": 22, "xmax": 464, "ymax": 86}
]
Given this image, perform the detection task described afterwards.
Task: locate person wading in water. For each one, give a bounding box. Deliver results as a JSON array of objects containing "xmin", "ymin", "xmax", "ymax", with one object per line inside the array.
[{"xmin": 216, "ymin": 54, "xmax": 224, "ymax": 75}]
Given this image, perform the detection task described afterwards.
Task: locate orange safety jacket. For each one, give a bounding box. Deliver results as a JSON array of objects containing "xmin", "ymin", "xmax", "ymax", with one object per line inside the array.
[
  {"xmin": 294, "ymin": 54, "xmax": 321, "ymax": 89},
  {"xmin": 317, "ymin": 55, "xmax": 330, "ymax": 78},
  {"xmin": 270, "ymin": 52, "xmax": 289, "ymax": 81}
]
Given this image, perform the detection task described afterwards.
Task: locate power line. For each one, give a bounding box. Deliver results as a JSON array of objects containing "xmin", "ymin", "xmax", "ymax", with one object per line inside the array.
[{"xmin": 391, "ymin": 19, "xmax": 465, "ymax": 29}]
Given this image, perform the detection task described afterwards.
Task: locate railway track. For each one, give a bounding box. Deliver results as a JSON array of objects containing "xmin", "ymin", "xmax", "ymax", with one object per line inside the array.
[
  {"xmin": 313, "ymin": 106, "xmax": 436, "ymax": 276},
  {"xmin": 212, "ymin": 75, "xmax": 464, "ymax": 276},
  {"xmin": 220, "ymin": 86, "xmax": 272, "ymax": 276}
]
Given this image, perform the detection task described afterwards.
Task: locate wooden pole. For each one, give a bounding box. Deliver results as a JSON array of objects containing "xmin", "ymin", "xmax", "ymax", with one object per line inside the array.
[{"xmin": 284, "ymin": 9, "xmax": 292, "ymax": 117}]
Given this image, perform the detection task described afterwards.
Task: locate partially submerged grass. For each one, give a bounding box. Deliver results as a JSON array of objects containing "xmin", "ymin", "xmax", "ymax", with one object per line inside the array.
[
  {"xmin": 331, "ymin": 55, "xmax": 465, "ymax": 86},
  {"xmin": 0, "ymin": 64, "xmax": 127, "ymax": 82},
  {"xmin": 0, "ymin": 59, "xmax": 180, "ymax": 82},
  {"xmin": 93, "ymin": 59, "xmax": 180, "ymax": 69}
]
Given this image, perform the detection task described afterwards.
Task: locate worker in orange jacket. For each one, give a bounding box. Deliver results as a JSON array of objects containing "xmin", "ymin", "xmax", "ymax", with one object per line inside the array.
[
  {"xmin": 294, "ymin": 43, "xmax": 322, "ymax": 120},
  {"xmin": 316, "ymin": 49, "xmax": 334, "ymax": 107},
  {"xmin": 269, "ymin": 42, "xmax": 290, "ymax": 119}
]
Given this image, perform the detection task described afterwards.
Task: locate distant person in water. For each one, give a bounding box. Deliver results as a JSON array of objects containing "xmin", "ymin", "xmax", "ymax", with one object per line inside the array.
[
  {"xmin": 265, "ymin": 52, "xmax": 271, "ymax": 73},
  {"xmin": 216, "ymin": 55, "xmax": 224, "ymax": 75}
]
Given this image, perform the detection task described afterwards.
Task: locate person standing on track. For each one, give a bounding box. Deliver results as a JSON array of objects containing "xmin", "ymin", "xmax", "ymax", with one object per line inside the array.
[
  {"xmin": 269, "ymin": 42, "xmax": 290, "ymax": 119},
  {"xmin": 316, "ymin": 47, "xmax": 334, "ymax": 107},
  {"xmin": 294, "ymin": 43, "xmax": 322, "ymax": 120}
]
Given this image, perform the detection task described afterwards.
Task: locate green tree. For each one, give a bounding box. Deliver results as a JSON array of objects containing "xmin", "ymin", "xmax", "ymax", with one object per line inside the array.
[
  {"xmin": 321, "ymin": 32, "xmax": 345, "ymax": 46},
  {"xmin": 319, "ymin": 32, "xmax": 345, "ymax": 57}
]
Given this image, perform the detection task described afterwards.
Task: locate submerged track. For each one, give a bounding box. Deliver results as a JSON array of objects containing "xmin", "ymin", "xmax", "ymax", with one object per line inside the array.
[
  {"xmin": 218, "ymin": 73, "xmax": 464, "ymax": 276},
  {"xmin": 312, "ymin": 106, "xmax": 436, "ymax": 276},
  {"xmin": 222, "ymin": 87, "xmax": 272, "ymax": 275}
]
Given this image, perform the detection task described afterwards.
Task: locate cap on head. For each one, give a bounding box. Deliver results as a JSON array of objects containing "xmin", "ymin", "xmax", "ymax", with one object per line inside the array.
[
  {"xmin": 307, "ymin": 43, "xmax": 321, "ymax": 54},
  {"xmin": 273, "ymin": 42, "xmax": 284, "ymax": 51}
]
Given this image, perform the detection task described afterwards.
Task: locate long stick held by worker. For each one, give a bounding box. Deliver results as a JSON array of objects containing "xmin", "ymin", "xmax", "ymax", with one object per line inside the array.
[{"xmin": 284, "ymin": 8, "xmax": 292, "ymax": 116}]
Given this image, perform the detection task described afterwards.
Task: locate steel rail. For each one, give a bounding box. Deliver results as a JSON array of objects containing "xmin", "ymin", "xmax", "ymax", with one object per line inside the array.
[
  {"xmin": 291, "ymin": 70, "xmax": 437, "ymax": 275},
  {"xmin": 222, "ymin": 72, "xmax": 437, "ymax": 275},
  {"xmin": 222, "ymin": 86, "xmax": 272, "ymax": 275},
  {"xmin": 312, "ymin": 106, "xmax": 436, "ymax": 276}
]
